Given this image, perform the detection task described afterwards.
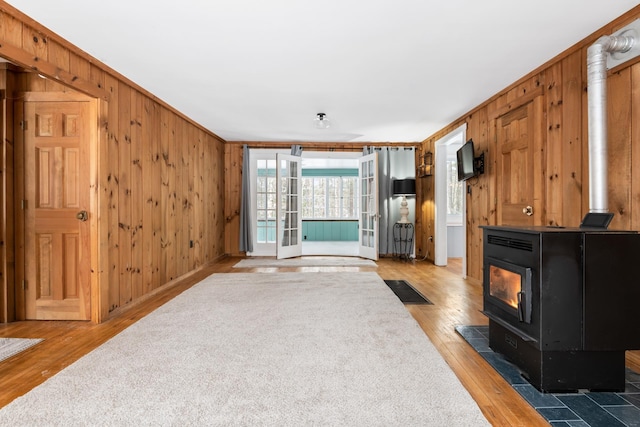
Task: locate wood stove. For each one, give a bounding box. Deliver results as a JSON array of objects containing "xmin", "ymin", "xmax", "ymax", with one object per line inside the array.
[{"xmin": 481, "ymin": 225, "xmax": 640, "ymax": 392}]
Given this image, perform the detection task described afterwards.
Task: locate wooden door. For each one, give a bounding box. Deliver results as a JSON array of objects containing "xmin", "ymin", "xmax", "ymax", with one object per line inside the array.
[
  {"xmin": 496, "ymin": 97, "xmax": 544, "ymax": 226},
  {"xmin": 22, "ymin": 96, "xmax": 91, "ymax": 320}
]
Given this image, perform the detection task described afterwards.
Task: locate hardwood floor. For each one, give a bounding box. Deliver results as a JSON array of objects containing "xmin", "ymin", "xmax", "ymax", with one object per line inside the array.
[{"xmin": 1, "ymin": 256, "xmax": 638, "ymax": 425}]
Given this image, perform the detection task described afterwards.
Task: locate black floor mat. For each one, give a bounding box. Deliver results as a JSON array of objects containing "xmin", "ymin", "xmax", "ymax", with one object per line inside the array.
[{"xmin": 384, "ymin": 280, "xmax": 433, "ymax": 305}]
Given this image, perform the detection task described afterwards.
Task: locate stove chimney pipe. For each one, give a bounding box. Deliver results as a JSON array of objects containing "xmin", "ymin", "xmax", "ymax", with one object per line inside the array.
[{"xmin": 586, "ymin": 22, "xmax": 639, "ymax": 213}]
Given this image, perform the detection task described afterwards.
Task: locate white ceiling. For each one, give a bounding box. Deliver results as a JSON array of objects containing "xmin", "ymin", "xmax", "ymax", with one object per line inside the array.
[{"xmin": 5, "ymin": 1, "xmax": 639, "ymax": 143}]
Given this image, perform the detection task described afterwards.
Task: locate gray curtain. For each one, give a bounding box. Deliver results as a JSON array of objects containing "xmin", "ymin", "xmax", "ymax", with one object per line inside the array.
[
  {"xmin": 239, "ymin": 145, "xmax": 253, "ymax": 252},
  {"xmin": 378, "ymin": 147, "xmax": 393, "ymax": 255}
]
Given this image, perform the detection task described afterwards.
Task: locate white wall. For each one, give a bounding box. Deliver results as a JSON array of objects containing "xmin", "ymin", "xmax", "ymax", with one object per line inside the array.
[{"xmin": 447, "ymin": 226, "xmax": 464, "ymax": 257}]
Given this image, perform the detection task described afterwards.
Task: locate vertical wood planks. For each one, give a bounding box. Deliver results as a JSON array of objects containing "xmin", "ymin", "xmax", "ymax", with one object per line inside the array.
[
  {"xmin": 130, "ymin": 91, "xmax": 143, "ymax": 300},
  {"xmin": 95, "ymin": 98, "xmax": 110, "ymax": 322},
  {"xmin": 607, "ymin": 68, "xmax": 632, "ymax": 230},
  {"xmin": 192, "ymin": 127, "xmax": 204, "ymax": 269},
  {"xmin": 224, "ymin": 144, "xmax": 242, "ymax": 255},
  {"xmin": 465, "ymin": 109, "xmax": 490, "ymax": 279},
  {"xmin": 210, "ymin": 137, "xmax": 221, "ymax": 256},
  {"xmin": 546, "ymin": 63, "xmax": 564, "ymax": 226},
  {"xmin": 561, "ymin": 51, "xmax": 584, "ymax": 227},
  {"xmin": 632, "ymin": 63, "xmax": 640, "ymax": 231},
  {"xmin": 141, "ymin": 96, "xmax": 154, "ymax": 293},
  {"xmin": 117, "ymin": 82, "xmax": 132, "ymax": 306},
  {"xmin": 106, "ymin": 75, "xmax": 120, "ymax": 313},
  {"xmin": 174, "ymin": 118, "xmax": 185, "ymax": 277},
  {"xmin": 150, "ymin": 101, "xmax": 162, "ymax": 291}
]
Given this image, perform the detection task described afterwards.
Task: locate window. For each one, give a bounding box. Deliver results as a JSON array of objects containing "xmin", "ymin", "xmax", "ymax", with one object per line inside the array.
[
  {"xmin": 256, "ymin": 159, "xmax": 277, "ymax": 243},
  {"xmin": 301, "ymin": 176, "xmax": 358, "ymax": 219},
  {"xmin": 446, "ymin": 158, "xmax": 463, "ymax": 225}
]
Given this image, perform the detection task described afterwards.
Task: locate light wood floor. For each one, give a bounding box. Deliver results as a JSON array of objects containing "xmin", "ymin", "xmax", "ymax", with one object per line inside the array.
[{"xmin": 1, "ymin": 257, "xmax": 639, "ymax": 426}]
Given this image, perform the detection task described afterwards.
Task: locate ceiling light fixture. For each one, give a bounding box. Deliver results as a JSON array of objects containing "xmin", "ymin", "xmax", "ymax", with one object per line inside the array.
[{"xmin": 314, "ymin": 113, "xmax": 331, "ymax": 129}]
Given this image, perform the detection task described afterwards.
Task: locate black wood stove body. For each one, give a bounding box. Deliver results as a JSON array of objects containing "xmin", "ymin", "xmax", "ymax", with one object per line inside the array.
[{"xmin": 481, "ymin": 225, "xmax": 640, "ymax": 392}]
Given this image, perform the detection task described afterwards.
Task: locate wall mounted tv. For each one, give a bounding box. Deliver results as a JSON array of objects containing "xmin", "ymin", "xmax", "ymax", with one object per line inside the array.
[{"xmin": 456, "ymin": 139, "xmax": 484, "ymax": 181}]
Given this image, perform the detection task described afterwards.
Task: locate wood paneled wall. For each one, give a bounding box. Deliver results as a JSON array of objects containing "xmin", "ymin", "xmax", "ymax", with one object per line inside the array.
[
  {"xmin": 418, "ymin": 6, "xmax": 640, "ymax": 281},
  {"xmin": 0, "ymin": 4, "xmax": 225, "ymax": 322}
]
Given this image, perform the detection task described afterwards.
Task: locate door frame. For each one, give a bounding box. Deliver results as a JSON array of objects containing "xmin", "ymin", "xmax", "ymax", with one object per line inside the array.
[
  {"xmin": 434, "ymin": 124, "xmax": 467, "ymax": 275},
  {"xmin": 14, "ymin": 91, "xmax": 101, "ymax": 322}
]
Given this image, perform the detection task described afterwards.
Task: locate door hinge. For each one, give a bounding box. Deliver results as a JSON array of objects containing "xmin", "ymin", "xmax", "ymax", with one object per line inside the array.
[{"xmin": 20, "ymin": 120, "xmax": 27, "ymax": 131}]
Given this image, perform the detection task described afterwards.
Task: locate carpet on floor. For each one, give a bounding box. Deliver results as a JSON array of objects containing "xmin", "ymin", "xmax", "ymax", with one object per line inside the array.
[
  {"xmin": 233, "ymin": 256, "xmax": 377, "ymax": 268},
  {"xmin": 456, "ymin": 325, "xmax": 640, "ymax": 427},
  {"xmin": 0, "ymin": 338, "xmax": 43, "ymax": 363},
  {"xmin": 384, "ymin": 279, "xmax": 433, "ymax": 305},
  {"xmin": 0, "ymin": 273, "xmax": 488, "ymax": 426}
]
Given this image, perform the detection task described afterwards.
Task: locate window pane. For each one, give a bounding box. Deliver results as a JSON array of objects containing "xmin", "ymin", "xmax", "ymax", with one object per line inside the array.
[
  {"xmin": 328, "ymin": 177, "xmax": 340, "ymax": 218},
  {"xmin": 447, "ymin": 159, "xmax": 463, "ymax": 215},
  {"xmin": 342, "ymin": 177, "xmax": 357, "ymax": 218},
  {"xmin": 314, "ymin": 178, "xmax": 326, "ymax": 217}
]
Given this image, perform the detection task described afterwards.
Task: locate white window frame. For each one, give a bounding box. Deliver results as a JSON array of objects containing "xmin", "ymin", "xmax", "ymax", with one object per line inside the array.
[{"xmin": 301, "ymin": 176, "xmax": 359, "ymax": 220}]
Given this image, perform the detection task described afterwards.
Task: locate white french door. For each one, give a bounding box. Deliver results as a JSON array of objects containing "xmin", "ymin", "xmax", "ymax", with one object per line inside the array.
[
  {"xmin": 276, "ymin": 154, "xmax": 302, "ymax": 259},
  {"xmin": 358, "ymin": 152, "xmax": 378, "ymax": 260}
]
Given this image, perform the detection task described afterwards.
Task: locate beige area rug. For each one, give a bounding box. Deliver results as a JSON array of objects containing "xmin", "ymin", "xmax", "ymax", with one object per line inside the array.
[
  {"xmin": 0, "ymin": 338, "xmax": 43, "ymax": 363},
  {"xmin": 0, "ymin": 272, "xmax": 488, "ymax": 426},
  {"xmin": 233, "ymin": 256, "xmax": 377, "ymax": 268}
]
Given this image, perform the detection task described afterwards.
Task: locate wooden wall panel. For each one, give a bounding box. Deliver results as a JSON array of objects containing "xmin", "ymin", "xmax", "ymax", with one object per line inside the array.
[
  {"xmin": 0, "ymin": 5, "xmax": 226, "ymax": 322},
  {"xmin": 419, "ymin": 7, "xmax": 640, "ymax": 282},
  {"xmin": 130, "ymin": 90, "xmax": 143, "ymax": 300},
  {"xmin": 632, "ymin": 63, "xmax": 640, "ymax": 231},
  {"xmin": 607, "ymin": 68, "xmax": 632, "ymax": 230},
  {"xmin": 150, "ymin": 102, "xmax": 162, "ymax": 292},
  {"xmin": 118, "ymin": 82, "xmax": 132, "ymax": 307},
  {"xmin": 141, "ymin": 96, "xmax": 154, "ymax": 294},
  {"xmin": 174, "ymin": 118, "xmax": 186, "ymax": 277},
  {"xmin": 561, "ymin": 51, "xmax": 584, "ymax": 227},
  {"xmin": 465, "ymin": 109, "xmax": 491, "ymax": 279},
  {"xmin": 545, "ymin": 63, "xmax": 563, "ymax": 226},
  {"xmin": 224, "ymin": 144, "xmax": 242, "ymax": 256},
  {"xmin": 163, "ymin": 109, "xmax": 177, "ymax": 282},
  {"xmin": 415, "ymin": 141, "xmax": 434, "ymax": 260},
  {"xmin": 106, "ymin": 74, "xmax": 120, "ymax": 313},
  {"xmin": 0, "ymin": 94, "xmax": 12, "ymax": 323},
  {"xmin": 210, "ymin": 130, "xmax": 225, "ymax": 259},
  {"xmin": 192, "ymin": 128, "xmax": 204, "ymax": 269},
  {"xmin": 95, "ymin": 99, "xmax": 109, "ymax": 322},
  {"xmin": 0, "ymin": 10, "xmax": 23, "ymax": 46}
]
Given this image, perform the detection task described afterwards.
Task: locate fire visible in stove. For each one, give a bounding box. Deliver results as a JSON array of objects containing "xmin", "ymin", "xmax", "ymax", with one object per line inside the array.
[
  {"xmin": 485, "ymin": 258, "xmax": 532, "ymax": 324},
  {"xmin": 489, "ymin": 265, "xmax": 520, "ymax": 309}
]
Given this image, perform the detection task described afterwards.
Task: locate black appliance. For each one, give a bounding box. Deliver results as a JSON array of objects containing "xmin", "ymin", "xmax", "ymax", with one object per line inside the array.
[{"xmin": 481, "ymin": 225, "xmax": 640, "ymax": 392}]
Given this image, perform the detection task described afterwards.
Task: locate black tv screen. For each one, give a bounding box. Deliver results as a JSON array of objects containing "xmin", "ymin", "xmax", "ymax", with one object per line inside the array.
[{"xmin": 456, "ymin": 139, "xmax": 476, "ymax": 181}]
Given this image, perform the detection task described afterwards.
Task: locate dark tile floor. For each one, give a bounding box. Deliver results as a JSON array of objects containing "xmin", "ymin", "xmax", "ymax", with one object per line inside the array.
[{"xmin": 456, "ymin": 325, "xmax": 640, "ymax": 427}]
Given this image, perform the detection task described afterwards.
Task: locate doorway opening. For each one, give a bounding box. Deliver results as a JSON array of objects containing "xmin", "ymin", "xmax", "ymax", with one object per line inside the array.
[
  {"xmin": 434, "ymin": 124, "xmax": 467, "ymax": 276},
  {"xmin": 300, "ymin": 152, "xmax": 360, "ymax": 256},
  {"xmin": 248, "ymin": 149, "xmax": 371, "ymax": 258}
]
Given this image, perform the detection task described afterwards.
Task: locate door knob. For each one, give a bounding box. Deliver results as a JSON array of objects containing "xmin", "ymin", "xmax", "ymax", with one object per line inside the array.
[
  {"xmin": 76, "ymin": 210, "xmax": 88, "ymax": 222},
  {"xmin": 522, "ymin": 206, "xmax": 533, "ymax": 216}
]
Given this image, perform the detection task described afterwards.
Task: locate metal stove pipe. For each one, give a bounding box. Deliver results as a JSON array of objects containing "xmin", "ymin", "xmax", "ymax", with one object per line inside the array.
[{"xmin": 587, "ymin": 34, "xmax": 635, "ymax": 213}]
